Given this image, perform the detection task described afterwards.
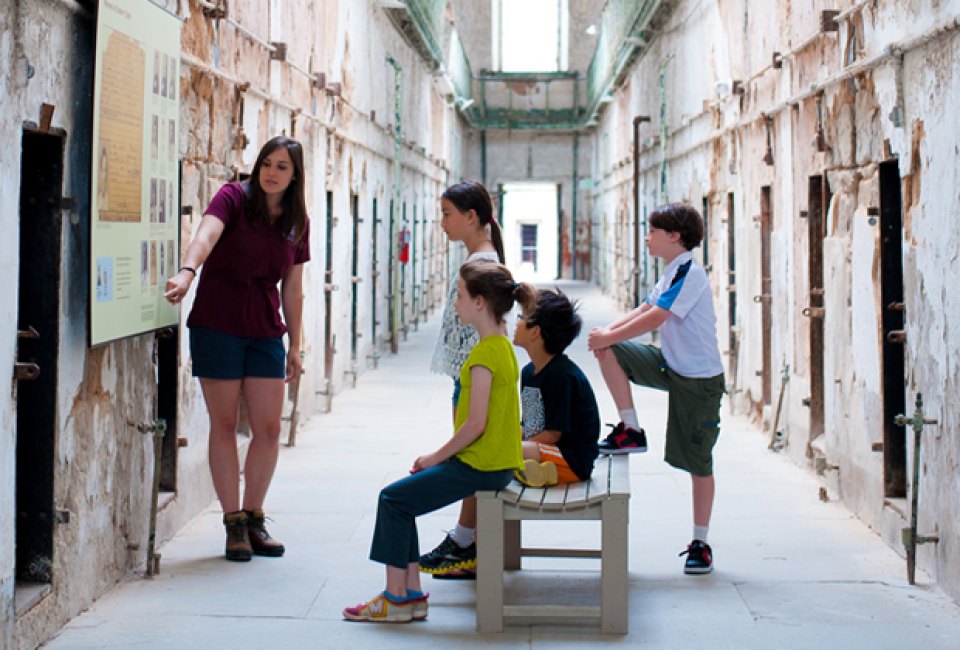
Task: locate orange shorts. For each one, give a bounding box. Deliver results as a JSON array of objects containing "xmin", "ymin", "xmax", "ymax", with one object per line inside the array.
[{"xmin": 536, "ymin": 443, "xmax": 580, "ymax": 484}]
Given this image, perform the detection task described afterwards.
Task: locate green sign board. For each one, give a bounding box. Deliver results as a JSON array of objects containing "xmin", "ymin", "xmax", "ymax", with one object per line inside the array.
[{"xmin": 90, "ymin": 0, "xmax": 181, "ymax": 346}]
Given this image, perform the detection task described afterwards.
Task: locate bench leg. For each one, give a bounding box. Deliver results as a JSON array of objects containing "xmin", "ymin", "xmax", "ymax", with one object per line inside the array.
[
  {"xmin": 601, "ymin": 497, "xmax": 629, "ymax": 634},
  {"xmin": 504, "ymin": 519, "xmax": 521, "ymax": 570},
  {"xmin": 476, "ymin": 495, "xmax": 505, "ymax": 632}
]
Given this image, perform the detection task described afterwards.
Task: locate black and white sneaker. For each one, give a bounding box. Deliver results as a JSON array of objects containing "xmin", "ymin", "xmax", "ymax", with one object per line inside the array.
[
  {"xmin": 598, "ymin": 422, "xmax": 648, "ymax": 454},
  {"xmin": 418, "ymin": 534, "xmax": 477, "ymax": 575},
  {"xmin": 679, "ymin": 540, "xmax": 713, "ymax": 574}
]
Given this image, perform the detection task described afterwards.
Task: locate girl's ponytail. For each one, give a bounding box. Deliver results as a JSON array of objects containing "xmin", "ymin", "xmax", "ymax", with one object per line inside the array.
[
  {"xmin": 488, "ymin": 218, "xmax": 505, "ymax": 264},
  {"xmin": 512, "ymin": 281, "xmax": 537, "ymax": 317}
]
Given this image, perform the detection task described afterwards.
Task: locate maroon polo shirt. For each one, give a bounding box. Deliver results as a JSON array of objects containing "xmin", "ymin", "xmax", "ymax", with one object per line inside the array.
[{"xmin": 187, "ymin": 182, "xmax": 310, "ymax": 338}]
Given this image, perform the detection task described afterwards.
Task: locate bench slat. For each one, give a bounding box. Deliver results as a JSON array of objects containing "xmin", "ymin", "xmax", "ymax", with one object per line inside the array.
[
  {"xmin": 608, "ymin": 455, "xmax": 631, "ymax": 495},
  {"xmin": 583, "ymin": 471, "xmax": 609, "ymax": 505},
  {"xmin": 563, "ymin": 480, "xmax": 590, "ymax": 507},
  {"xmin": 497, "ymin": 480, "xmax": 524, "ymax": 505},
  {"xmin": 540, "ymin": 483, "xmax": 568, "ymax": 510},
  {"xmin": 517, "ymin": 486, "xmax": 548, "ymax": 508},
  {"xmin": 501, "ymin": 505, "xmax": 601, "ymax": 521}
]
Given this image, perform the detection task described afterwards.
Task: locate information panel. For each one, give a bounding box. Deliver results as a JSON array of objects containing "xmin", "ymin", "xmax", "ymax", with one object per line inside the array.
[{"xmin": 90, "ymin": 0, "xmax": 181, "ymax": 346}]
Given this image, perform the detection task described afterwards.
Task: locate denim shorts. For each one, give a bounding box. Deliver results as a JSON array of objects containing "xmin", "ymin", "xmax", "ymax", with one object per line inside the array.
[{"xmin": 189, "ymin": 326, "xmax": 285, "ymax": 379}]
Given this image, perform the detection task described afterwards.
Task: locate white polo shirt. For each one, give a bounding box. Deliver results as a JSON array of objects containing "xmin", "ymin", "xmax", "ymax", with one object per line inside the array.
[{"xmin": 644, "ymin": 251, "xmax": 724, "ymax": 378}]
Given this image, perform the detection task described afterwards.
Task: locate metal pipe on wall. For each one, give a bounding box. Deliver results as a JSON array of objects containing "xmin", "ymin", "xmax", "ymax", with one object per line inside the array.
[
  {"xmin": 481, "ymin": 130, "xmax": 487, "ymax": 186},
  {"xmin": 556, "ymin": 183, "xmax": 563, "ymax": 279},
  {"xmin": 632, "ymin": 115, "xmax": 645, "ymax": 306}
]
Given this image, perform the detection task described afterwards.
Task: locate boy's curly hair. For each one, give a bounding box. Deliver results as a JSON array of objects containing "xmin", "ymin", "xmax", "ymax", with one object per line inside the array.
[{"xmin": 649, "ymin": 203, "xmax": 704, "ymax": 250}]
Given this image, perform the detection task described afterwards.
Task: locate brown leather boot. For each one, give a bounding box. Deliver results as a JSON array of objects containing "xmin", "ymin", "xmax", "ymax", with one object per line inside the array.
[
  {"xmin": 223, "ymin": 511, "xmax": 252, "ymax": 562},
  {"xmin": 245, "ymin": 508, "xmax": 285, "ymax": 557}
]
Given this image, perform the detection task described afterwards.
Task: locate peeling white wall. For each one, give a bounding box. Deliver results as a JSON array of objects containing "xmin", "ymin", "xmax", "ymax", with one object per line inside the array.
[
  {"xmin": 591, "ymin": 0, "xmax": 960, "ymax": 602},
  {"xmin": 5, "ymin": 1, "xmax": 466, "ymax": 646},
  {"xmin": 7, "ymin": 1, "xmax": 161, "ymax": 647},
  {"xmin": 0, "ymin": 1, "xmax": 20, "ymax": 645},
  {"xmin": 896, "ymin": 6, "xmax": 960, "ymax": 592}
]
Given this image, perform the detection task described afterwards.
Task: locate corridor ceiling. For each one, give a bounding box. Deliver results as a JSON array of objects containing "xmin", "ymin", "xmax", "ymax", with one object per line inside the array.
[{"xmin": 380, "ymin": 0, "xmax": 678, "ymax": 131}]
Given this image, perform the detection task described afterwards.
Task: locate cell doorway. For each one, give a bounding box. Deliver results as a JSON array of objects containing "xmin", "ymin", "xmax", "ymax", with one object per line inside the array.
[
  {"xmin": 16, "ymin": 127, "xmax": 64, "ymax": 612},
  {"xmin": 501, "ymin": 183, "xmax": 558, "ymax": 282}
]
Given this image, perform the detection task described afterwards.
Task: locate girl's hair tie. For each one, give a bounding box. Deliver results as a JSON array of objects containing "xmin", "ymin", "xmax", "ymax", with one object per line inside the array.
[{"xmin": 512, "ymin": 282, "xmax": 519, "ymax": 291}]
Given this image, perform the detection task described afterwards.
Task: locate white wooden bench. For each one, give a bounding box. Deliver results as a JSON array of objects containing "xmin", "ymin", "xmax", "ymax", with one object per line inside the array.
[{"xmin": 475, "ymin": 454, "xmax": 630, "ymax": 633}]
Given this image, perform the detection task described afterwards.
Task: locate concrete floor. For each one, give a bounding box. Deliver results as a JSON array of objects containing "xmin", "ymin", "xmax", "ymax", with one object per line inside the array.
[{"xmin": 45, "ymin": 282, "xmax": 960, "ymax": 649}]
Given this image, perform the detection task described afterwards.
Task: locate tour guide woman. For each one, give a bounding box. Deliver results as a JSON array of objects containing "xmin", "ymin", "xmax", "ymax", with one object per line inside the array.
[{"xmin": 164, "ymin": 136, "xmax": 310, "ymax": 561}]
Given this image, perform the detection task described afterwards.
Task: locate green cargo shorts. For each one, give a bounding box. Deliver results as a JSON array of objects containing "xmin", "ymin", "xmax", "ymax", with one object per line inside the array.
[{"xmin": 611, "ymin": 341, "xmax": 724, "ymax": 477}]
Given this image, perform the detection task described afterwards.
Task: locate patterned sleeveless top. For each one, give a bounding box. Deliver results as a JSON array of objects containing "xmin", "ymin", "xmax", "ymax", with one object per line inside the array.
[{"xmin": 430, "ymin": 250, "xmax": 500, "ymax": 377}]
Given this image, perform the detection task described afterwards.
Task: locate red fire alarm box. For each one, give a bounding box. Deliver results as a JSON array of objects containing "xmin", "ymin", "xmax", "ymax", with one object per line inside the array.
[{"xmin": 398, "ymin": 228, "xmax": 411, "ymax": 263}]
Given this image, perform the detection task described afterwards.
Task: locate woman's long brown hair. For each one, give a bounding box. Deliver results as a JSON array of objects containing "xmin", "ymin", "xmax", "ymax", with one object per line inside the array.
[{"xmin": 244, "ymin": 136, "xmax": 308, "ymax": 243}]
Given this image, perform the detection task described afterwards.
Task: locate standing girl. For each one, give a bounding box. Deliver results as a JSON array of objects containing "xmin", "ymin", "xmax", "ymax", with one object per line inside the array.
[
  {"xmin": 343, "ymin": 260, "xmax": 535, "ymax": 622},
  {"xmin": 164, "ymin": 136, "xmax": 310, "ymax": 562},
  {"xmin": 419, "ymin": 181, "xmax": 505, "ymax": 576}
]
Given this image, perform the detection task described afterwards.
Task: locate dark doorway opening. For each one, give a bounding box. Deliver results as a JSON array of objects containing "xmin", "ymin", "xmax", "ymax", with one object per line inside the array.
[
  {"xmin": 760, "ymin": 186, "xmax": 773, "ymax": 406},
  {"xmin": 879, "ymin": 159, "xmax": 907, "ymax": 498},
  {"xmin": 726, "ymin": 193, "xmax": 738, "ymax": 389},
  {"xmin": 350, "ymin": 194, "xmax": 360, "ymax": 360},
  {"xmin": 806, "ymin": 175, "xmax": 829, "ymax": 447},
  {"xmin": 348, "ymin": 193, "xmax": 360, "ymax": 385},
  {"xmin": 323, "ymin": 191, "xmax": 335, "ymax": 409},
  {"xmin": 400, "ymin": 202, "xmax": 408, "ymax": 338},
  {"xmin": 16, "ymin": 129, "xmax": 64, "ymax": 595},
  {"xmin": 701, "ymin": 195, "xmax": 710, "ymax": 268},
  {"xmin": 388, "ymin": 198, "xmax": 396, "ymax": 353},
  {"xmin": 155, "ymin": 164, "xmax": 184, "ymax": 492},
  {"xmin": 156, "ymin": 329, "xmax": 179, "ymax": 492},
  {"xmin": 369, "ymin": 198, "xmax": 381, "ymax": 367},
  {"xmin": 418, "ymin": 202, "xmax": 427, "ymax": 323},
  {"xmin": 411, "ymin": 203, "xmax": 419, "ymax": 331}
]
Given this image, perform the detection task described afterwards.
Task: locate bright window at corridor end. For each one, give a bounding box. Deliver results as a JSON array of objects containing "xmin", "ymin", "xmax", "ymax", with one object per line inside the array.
[{"xmin": 493, "ymin": 0, "xmax": 569, "ymax": 72}]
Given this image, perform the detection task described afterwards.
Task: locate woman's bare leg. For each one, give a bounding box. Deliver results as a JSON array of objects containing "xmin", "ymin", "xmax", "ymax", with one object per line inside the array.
[
  {"xmin": 240, "ymin": 376, "xmax": 285, "ymax": 510},
  {"xmin": 199, "ymin": 378, "xmax": 243, "ymax": 513}
]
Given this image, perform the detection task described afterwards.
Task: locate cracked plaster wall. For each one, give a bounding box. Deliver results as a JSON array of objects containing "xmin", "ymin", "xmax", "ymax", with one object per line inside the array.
[
  {"xmin": 4, "ymin": 2, "xmax": 160, "ymax": 647},
  {"xmin": 0, "ymin": 2, "xmax": 20, "ymax": 646},
  {"xmin": 4, "ymin": 1, "xmax": 466, "ymax": 646},
  {"xmin": 591, "ymin": 0, "xmax": 960, "ymax": 601}
]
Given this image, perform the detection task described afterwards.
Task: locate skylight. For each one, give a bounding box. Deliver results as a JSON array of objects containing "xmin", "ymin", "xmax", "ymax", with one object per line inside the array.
[{"xmin": 493, "ymin": 0, "xmax": 569, "ymax": 72}]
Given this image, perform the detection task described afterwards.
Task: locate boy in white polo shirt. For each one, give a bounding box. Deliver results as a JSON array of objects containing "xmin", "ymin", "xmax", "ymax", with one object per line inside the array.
[{"xmin": 587, "ymin": 203, "xmax": 725, "ymax": 575}]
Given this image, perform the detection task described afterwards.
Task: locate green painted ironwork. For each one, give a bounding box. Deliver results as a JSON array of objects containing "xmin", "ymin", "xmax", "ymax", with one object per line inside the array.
[
  {"xmin": 402, "ymin": 0, "xmax": 446, "ymax": 65},
  {"xmin": 583, "ymin": 0, "xmax": 666, "ymax": 121},
  {"xmin": 470, "ymin": 71, "xmax": 581, "ymax": 130},
  {"xmin": 447, "ymin": 27, "xmax": 474, "ymax": 101},
  {"xmin": 474, "ymin": 108, "xmax": 583, "ymax": 131}
]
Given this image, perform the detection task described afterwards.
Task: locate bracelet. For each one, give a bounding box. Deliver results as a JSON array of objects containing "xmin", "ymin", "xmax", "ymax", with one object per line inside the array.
[{"xmin": 180, "ymin": 266, "xmax": 196, "ymax": 276}]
